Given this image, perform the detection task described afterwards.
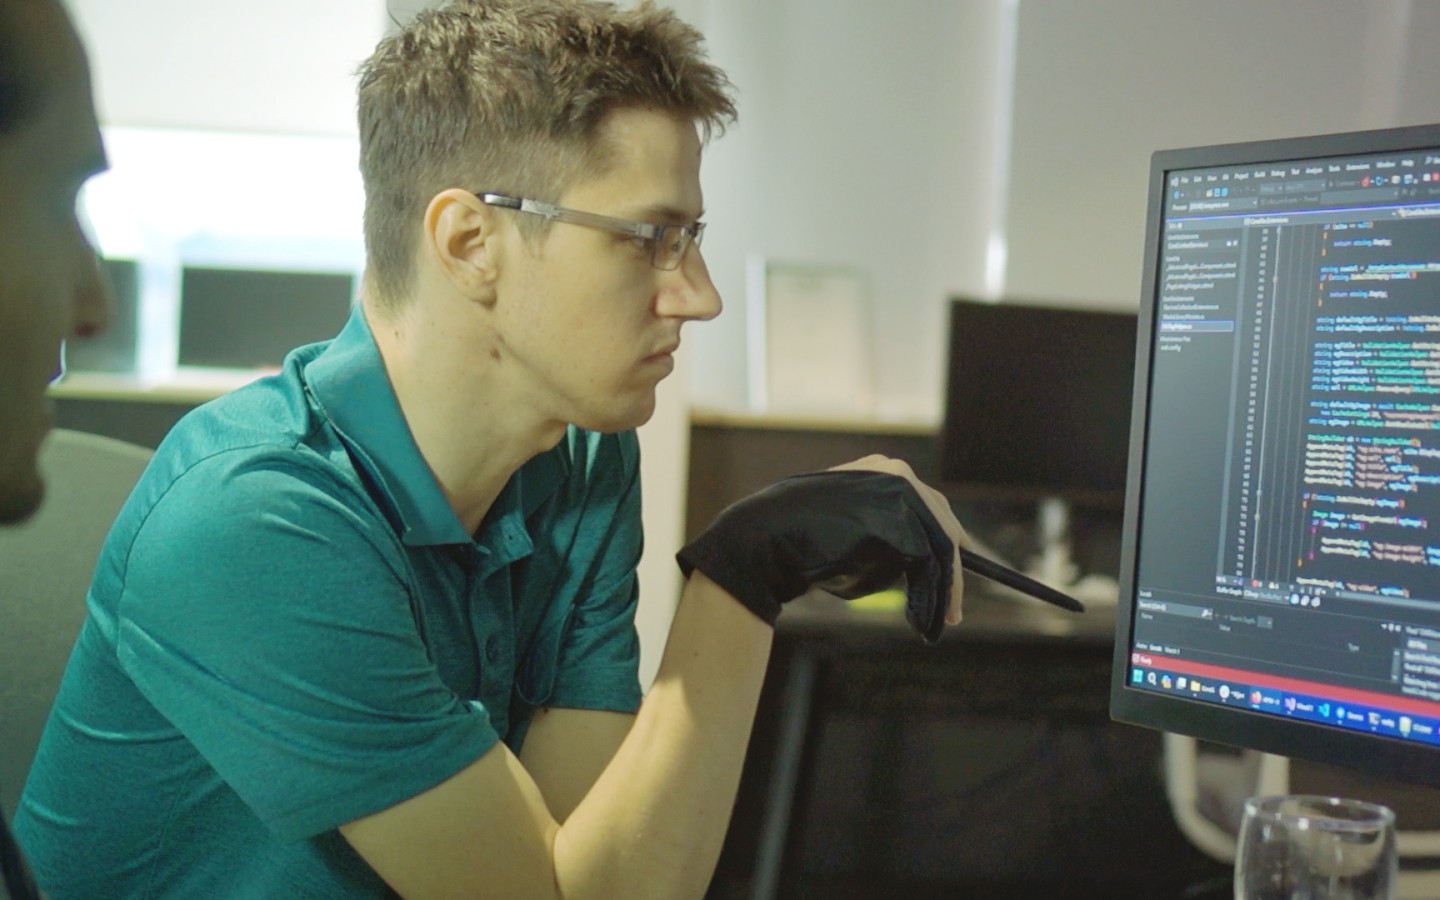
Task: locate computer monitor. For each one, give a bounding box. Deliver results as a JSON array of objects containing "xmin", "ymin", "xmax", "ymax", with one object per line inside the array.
[
  {"xmin": 1110, "ymin": 123, "xmax": 1440, "ymax": 786},
  {"xmin": 177, "ymin": 266, "xmax": 356, "ymax": 370},
  {"xmin": 939, "ymin": 298, "xmax": 1136, "ymax": 585},
  {"xmin": 939, "ymin": 298, "xmax": 1136, "ymax": 505}
]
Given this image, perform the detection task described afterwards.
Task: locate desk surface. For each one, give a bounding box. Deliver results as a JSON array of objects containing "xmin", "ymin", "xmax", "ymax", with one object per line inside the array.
[
  {"xmin": 777, "ymin": 587, "xmax": 1117, "ymax": 647},
  {"xmin": 50, "ymin": 370, "xmax": 263, "ymax": 404}
]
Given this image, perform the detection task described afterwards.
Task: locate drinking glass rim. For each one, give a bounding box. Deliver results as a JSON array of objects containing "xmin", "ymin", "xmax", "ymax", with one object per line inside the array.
[{"xmin": 1244, "ymin": 794, "xmax": 1397, "ymax": 831}]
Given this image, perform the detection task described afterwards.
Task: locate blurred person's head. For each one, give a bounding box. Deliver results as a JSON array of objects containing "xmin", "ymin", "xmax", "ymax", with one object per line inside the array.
[
  {"xmin": 356, "ymin": 0, "xmax": 735, "ymax": 311},
  {"xmin": 0, "ymin": 0, "xmax": 113, "ymax": 524}
]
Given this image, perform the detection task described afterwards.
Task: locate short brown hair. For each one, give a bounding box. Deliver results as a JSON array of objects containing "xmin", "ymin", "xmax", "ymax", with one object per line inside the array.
[{"xmin": 356, "ymin": 0, "xmax": 737, "ymax": 307}]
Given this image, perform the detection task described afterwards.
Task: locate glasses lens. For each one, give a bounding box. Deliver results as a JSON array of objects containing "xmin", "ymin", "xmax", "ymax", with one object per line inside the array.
[
  {"xmin": 654, "ymin": 224, "xmax": 704, "ymax": 270},
  {"xmin": 653, "ymin": 226, "xmax": 685, "ymax": 270}
]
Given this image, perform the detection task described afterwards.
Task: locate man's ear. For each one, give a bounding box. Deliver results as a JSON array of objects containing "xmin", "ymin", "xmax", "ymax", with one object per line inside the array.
[{"xmin": 423, "ymin": 189, "xmax": 501, "ymax": 298}]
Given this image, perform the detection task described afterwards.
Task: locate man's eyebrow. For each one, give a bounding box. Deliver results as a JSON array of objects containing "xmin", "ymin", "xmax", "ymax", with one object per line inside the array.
[{"xmin": 625, "ymin": 203, "xmax": 705, "ymax": 224}]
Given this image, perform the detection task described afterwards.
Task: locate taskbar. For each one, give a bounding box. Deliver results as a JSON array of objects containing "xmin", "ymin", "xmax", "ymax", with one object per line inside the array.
[{"xmin": 1126, "ymin": 650, "xmax": 1440, "ymax": 747}]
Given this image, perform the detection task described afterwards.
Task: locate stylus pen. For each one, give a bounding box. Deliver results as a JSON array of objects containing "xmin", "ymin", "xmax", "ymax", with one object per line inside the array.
[{"xmin": 959, "ymin": 547, "xmax": 1086, "ymax": 613}]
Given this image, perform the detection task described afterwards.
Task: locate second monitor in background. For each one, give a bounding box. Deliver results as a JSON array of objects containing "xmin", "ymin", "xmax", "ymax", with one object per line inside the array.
[
  {"xmin": 178, "ymin": 266, "xmax": 356, "ymax": 371},
  {"xmin": 939, "ymin": 297, "xmax": 1137, "ymax": 595}
]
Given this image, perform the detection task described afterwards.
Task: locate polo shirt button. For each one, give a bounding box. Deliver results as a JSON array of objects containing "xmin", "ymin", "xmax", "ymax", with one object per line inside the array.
[{"xmin": 485, "ymin": 635, "xmax": 501, "ymax": 663}]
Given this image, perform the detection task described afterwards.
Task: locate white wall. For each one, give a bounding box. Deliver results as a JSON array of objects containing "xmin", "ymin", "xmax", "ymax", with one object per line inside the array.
[
  {"xmin": 690, "ymin": 1, "xmax": 1440, "ymax": 415},
  {"xmin": 688, "ymin": 0, "xmax": 1010, "ymax": 420},
  {"xmin": 67, "ymin": 0, "xmax": 387, "ymax": 136},
  {"xmin": 1004, "ymin": 0, "xmax": 1440, "ymax": 309}
]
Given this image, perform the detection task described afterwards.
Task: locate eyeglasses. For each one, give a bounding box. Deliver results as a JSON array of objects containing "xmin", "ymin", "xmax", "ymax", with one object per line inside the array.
[{"xmin": 477, "ymin": 192, "xmax": 704, "ymax": 271}]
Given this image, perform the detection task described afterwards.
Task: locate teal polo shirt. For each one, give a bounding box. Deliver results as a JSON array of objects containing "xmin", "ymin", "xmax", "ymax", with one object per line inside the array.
[{"xmin": 15, "ymin": 309, "xmax": 644, "ymax": 898}]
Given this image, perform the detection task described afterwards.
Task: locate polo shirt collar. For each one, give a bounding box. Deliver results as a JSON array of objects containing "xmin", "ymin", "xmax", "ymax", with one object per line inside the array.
[{"xmin": 302, "ymin": 307, "xmax": 570, "ymax": 548}]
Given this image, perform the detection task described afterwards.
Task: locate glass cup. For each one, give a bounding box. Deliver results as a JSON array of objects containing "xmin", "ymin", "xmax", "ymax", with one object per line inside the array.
[{"xmin": 1235, "ymin": 794, "xmax": 1397, "ymax": 899}]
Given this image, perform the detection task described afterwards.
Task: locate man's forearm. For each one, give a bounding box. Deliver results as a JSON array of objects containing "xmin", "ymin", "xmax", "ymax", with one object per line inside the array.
[
  {"xmin": 340, "ymin": 461, "xmax": 960, "ymax": 898},
  {"xmin": 553, "ymin": 571, "xmax": 773, "ymax": 899}
]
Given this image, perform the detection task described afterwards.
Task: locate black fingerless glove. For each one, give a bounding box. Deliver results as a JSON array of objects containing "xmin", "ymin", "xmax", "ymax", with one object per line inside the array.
[{"xmin": 676, "ymin": 470, "xmax": 954, "ymax": 643}]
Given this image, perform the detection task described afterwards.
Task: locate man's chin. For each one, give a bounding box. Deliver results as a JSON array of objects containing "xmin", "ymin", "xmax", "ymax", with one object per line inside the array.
[
  {"xmin": 570, "ymin": 394, "xmax": 658, "ymax": 434},
  {"xmin": 606, "ymin": 401, "xmax": 658, "ymax": 434}
]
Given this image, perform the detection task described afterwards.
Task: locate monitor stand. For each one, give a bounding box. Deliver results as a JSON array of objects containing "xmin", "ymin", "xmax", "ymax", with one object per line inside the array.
[
  {"xmin": 1025, "ymin": 495, "xmax": 1119, "ymax": 607},
  {"xmin": 1027, "ymin": 495, "xmax": 1078, "ymax": 589}
]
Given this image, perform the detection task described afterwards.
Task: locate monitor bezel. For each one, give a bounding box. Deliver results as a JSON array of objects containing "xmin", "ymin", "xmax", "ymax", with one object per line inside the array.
[{"xmin": 1109, "ymin": 121, "xmax": 1440, "ymax": 787}]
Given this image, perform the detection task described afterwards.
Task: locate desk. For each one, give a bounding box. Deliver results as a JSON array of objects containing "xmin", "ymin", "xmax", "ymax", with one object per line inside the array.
[
  {"xmin": 49, "ymin": 375, "xmax": 235, "ymax": 451},
  {"xmin": 708, "ymin": 588, "xmax": 1231, "ymax": 900}
]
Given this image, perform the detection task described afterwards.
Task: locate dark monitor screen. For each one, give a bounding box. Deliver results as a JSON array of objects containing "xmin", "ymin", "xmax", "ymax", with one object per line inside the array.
[
  {"xmin": 938, "ymin": 298, "xmax": 1137, "ymax": 508},
  {"xmin": 178, "ymin": 266, "xmax": 355, "ymax": 370},
  {"xmin": 1110, "ymin": 123, "xmax": 1440, "ymax": 786}
]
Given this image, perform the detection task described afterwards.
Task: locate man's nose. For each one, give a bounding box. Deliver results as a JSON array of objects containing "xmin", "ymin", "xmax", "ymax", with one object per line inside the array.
[
  {"xmin": 658, "ymin": 242, "xmax": 722, "ymax": 322},
  {"xmin": 71, "ymin": 246, "xmax": 114, "ymax": 340}
]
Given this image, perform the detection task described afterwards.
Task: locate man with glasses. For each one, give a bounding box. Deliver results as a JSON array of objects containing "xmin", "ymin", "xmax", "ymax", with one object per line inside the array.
[
  {"xmin": 17, "ymin": 1, "xmax": 965, "ymax": 896},
  {"xmin": 0, "ymin": 1, "xmax": 112, "ymax": 898}
]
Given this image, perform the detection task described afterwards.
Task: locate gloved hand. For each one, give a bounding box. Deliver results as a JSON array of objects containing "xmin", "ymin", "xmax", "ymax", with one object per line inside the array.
[{"xmin": 676, "ymin": 469, "xmax": 955, "ymax": 643}]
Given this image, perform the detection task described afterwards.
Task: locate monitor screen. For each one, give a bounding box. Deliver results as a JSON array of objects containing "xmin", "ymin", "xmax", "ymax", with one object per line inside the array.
[
  {"xmin": 178, "ymin": 266, "xmax": 355, "ymax": 370},
  {"xmin": 1111, "ymin": 123, "xmax": 1440, "ymax": 786},
  {"xmin": 938, "ymin": 297, "xmax": 1136, "ymax": 507}
]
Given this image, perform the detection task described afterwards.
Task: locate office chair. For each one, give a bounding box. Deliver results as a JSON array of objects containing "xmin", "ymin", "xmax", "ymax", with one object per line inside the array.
[
  {"xmin": 1164, "ymin": 733, "xmax": 1440, "ymax": 898},
  {"xmin": 0, "ymin": 429, "xmax": 152, "ymax": 820}
]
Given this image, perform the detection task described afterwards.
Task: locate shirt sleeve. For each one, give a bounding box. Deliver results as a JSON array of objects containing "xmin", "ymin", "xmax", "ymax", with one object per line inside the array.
[{"xmin": 115, "ymin": 446, "xmax": 499, "ymax": 841}]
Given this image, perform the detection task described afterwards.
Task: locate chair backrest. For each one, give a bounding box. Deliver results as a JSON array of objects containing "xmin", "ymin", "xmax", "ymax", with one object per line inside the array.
[{"xmin": 0, "ymin": 429, "xmax": 152, "ymax": 818}]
